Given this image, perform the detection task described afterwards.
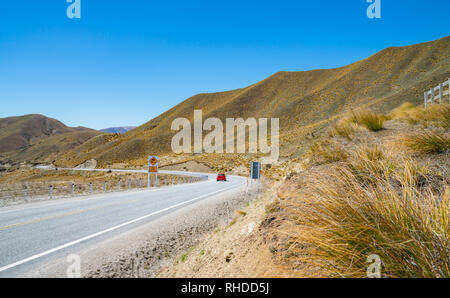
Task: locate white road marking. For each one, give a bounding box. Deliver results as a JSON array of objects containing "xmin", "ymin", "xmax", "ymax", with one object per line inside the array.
[{"xmin": 0, "ymin": 182, "xmax": 244, "ymax": 273}]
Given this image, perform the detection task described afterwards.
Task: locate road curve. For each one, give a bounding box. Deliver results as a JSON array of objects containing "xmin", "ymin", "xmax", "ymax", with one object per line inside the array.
[{"xmin": 0, "ymin": 170, "xmax": 246, "ymax": 277}]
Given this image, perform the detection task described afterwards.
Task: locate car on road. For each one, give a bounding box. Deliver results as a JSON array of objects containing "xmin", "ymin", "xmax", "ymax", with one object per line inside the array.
[{"xmin": 217, "ymin": 173, "xmax": 227, "ymax": 182}]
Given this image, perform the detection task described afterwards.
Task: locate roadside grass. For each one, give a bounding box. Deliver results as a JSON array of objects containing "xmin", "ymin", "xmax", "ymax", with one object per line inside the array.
[
  {"xmin": 387, "ymin": 102, "xmax": 416, "ymax": 120},
  {"xmin": 179, "ymin": 246, "xmax": 196, "ymax": 263},
  {"xmin": 401, "ymin": 131, "xmax": 450, "ymax": 154},
  {"xmin": 350, "ymin": 110, "xmax": 385, "ymax": 132},
  {"xmin": 307, "ymin": 139, "xmax": 348, "ymax": 165},
  {"xmin": 329, "ymin": 109, "xmax": 385, "ymax": 139},
  {"xmin": 236, "ymin": 210, "xmax": 247, "ymax": 216},
  {"xmin": 329, "ymin": 118, "xmax": 361, "ymax": 140},
  {"xmin": 390, "ymin": 103, "xmax": 450, "ymax": 129},
  {"xmin": 286, "ymin": 146, "xmax": 449, "ymax": 278}
]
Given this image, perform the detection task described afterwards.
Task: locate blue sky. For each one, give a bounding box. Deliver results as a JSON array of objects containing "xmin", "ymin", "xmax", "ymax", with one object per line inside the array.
[{"xmin": 0, "ymin": 1, "xmax": 449, "ymax": 130}]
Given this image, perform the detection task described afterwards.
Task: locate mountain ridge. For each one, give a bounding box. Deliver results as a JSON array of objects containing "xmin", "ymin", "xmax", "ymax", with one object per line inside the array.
[
  {"xmin": 55, "ymin": 35, "xmax": 450, "ymax": 167},
  {"xmin": 1, "ymin": 36, "xmax": 449, "ymax": 167}
]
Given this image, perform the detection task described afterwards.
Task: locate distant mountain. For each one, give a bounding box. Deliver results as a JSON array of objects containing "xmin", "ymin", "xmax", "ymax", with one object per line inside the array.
[
  {"xmin": 0, "ymin": 114, "xmax": 101, "ymax": 165},
  {"xmin": 100, "ymin": 127, "xmax": 136, "ymax": 134}
]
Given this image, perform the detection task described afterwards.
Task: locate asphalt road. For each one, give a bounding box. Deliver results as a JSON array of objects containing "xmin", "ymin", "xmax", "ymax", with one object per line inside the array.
[{"xmin": 0, "ymin": 170, "xmax": 246, "ymax": 277}]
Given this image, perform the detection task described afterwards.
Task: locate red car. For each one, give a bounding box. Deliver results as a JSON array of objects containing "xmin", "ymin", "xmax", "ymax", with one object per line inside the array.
[{"xmin": 217, "ymin": 173, "xmax": 227, "ymax": 181}]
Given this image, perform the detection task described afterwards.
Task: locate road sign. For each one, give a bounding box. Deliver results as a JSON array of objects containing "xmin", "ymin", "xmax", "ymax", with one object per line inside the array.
[
  {"xmin": 250, "ymin": 162, "xmax": 261, "ymax": 179},
  {"xmin": 148, "ymin": 156, "xmax": 159, "ymax": 173}
]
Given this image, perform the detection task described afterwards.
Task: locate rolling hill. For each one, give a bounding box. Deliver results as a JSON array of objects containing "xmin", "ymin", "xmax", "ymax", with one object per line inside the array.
[
  {"xmin": 0, "ymin": 114, "xmax": 101, "ymax": 165},
  {"xmin": 54, "ymin": 36, "xmax": 449, "ymax": 167},
  {"xmin": 2, "ymin": 36, "xmax": 449, "ymax": 168}
]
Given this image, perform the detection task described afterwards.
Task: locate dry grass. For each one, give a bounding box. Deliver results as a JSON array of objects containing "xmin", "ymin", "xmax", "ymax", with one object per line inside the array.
[
  {"xmin": 287, "ymin": 148, "xmax": 449, "ymax": 278},
  {"xmin": 387, "ymin": 102, "xmax": 416, "ymax": 120},
  {"xmin": 329, "ymin": 119, "xmax": 361, "ymax": 140},
  {"xmin": 350, "ymin": 110, "xmax": 386, "ymax": 132},
  {"xmin": 307, "ymin": 139, "xmax": 348, "ymax": 165},
  {"xmin": 330, "ymin": 110, "xmax": 385, "ymax": 140},
  {"xmin": 24, "ymin": 37, "xmax": 448, "ymax": 168},
  {"xmin": 402, "ymin": 131, "xmax": 450, "ymax": 154},
  {"xmin": 391, "ymin": 103, "xmax": 450, "ymax": 129}
]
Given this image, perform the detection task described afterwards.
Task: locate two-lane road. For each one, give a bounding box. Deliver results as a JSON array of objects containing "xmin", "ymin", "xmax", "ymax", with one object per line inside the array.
[{"xmin": 0, "ymin": 171, "xmax": 246, "ymax": 277}]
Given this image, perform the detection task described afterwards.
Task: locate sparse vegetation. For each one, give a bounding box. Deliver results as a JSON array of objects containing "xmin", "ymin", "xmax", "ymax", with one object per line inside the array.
[
  {"xmin": 329, "ymin": 118, "xmax": 360, "ymax": 140},
  {"xmin": 350, "ymin": 110, "xmax": 385, "ymax": 132},
  {"xmin": 236, "ymin": 210, "xmax": 247, "ymax": 216},
  {"xmin": 391, "ymin": 103, "xmax": 450, "ymax": 129},
  {"xmin": 329, "ymin": 110, "xmax": 385, "ymax": 140},
  {"xmin": 402, "ymin": 131, "xmax": 450, "ymax": 154},
  {"xmin": 288, "ymin": 147, "xmax": 449, "ymax": 278},
  {"xmin": 387, "ymin": 102, "xmax": 416, "ymax": 120},
  {"xmin": 268, "ymin": 102, "xmax": 450, "ymax": 278},
  {"xmin": 307, "ymin": 139, "xmax": 348, "ymax": 165}
]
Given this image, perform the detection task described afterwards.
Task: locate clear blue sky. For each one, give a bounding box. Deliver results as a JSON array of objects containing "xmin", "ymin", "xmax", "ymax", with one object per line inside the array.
[{"xmin": 0, "ymin": 1, "xmax": 449, "ymax": 129}]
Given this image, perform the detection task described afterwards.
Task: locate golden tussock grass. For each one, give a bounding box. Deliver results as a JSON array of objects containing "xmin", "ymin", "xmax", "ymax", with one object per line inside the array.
[
  {"xmin": 307, "ymin": 139, "xmax": 348, "ymax": 165},
  {"xmin": 329, "ymin": 110, "xmax": 386, "ymax": 140},
  {"xmin": 387, "ymin": 102, "xmax": 416, "ymax": 120},
  {"xmin": 349, "ymin": 110, "xmax": 386, "ymax": 132},
  {"xmin": 284, "ymin": 147, "xmax": 449, "ymax": 278},
  {"xmin": 390, "ymin": 103, "xmax": 450, "ymax": 129},
  {"xmin": 401, "ymin": 131, "xmax": 450, "ymax": 154}
]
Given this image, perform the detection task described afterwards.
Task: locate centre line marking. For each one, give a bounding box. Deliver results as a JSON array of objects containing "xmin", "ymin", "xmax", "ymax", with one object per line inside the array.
[
  {"xmin": 0, "ymin": 200, "xmax": 138, "ymax": 231},
  {"xmin": 0, "ymin": 182, "xmax": 244, "ymax": 273}
]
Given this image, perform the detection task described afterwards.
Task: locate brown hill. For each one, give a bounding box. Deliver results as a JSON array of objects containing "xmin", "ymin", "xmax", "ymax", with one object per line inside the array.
[
  {"xmin": 54, "ymin": 36, "xmax": 449, "ymax": 167},
  {"xmin": 0, "ymin": 114, "xmax": 101, "ymax": 165},
  {"xmin": 3, "ymin": 36, "xmax": 449, "ymax": 168}
]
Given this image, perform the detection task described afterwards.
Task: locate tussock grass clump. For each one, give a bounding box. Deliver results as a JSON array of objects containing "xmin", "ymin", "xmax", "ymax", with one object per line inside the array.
[
  {"xmin": 329, "ymin": 119, "xmax": 361, "ymax": 140},
  {"xmin": 330, "ymin": 110, "xmax": 385, "ymax": 140},
  {"xmin": 289, "ymin": 148, "xmax": 449, "ymax": 278},
  {"xmin": 387, "ymin": 102, "xmax": 416, "ymax": 120},
  {"xmin": 348, "ymin": 145, "xmax": 397, "ymax": 184},
  {"xmin": 307, "ymin": 140, "xmax": 348, "ymax": 165},
  {"xmin": 391, "ymin": 103, "xmax": 450, "ymax": 129},
  {"xmin": 402, "ymin": 131, "xmax": 450, "ymax": 154},
  {"xmin": 350, "ymin": 110, "xmax": 385, "ymax": 132}
]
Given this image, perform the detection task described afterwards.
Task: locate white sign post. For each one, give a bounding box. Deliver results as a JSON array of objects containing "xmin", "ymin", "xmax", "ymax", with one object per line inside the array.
[{"xmin": 148, "ymin": 156, "xmax": 159, "ymax": 187}]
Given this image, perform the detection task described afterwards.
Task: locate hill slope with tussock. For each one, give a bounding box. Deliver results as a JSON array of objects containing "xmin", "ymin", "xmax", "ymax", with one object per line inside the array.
[
  {"xmin": 159, "ymin": 103, "xmax": 449, "ymax": 278},
  {"xmin": 51, "ymin": 36, "xmax": 449, "ymax": 167}
]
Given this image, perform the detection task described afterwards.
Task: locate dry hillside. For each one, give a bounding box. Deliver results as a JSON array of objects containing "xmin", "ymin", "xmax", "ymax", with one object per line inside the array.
[
  {"xmin": 0, "ymin": 114, "xmax": 101, "ymax": 166},
  {"xmin": 159, "ymin": 103, "xmax": 450, "ymax": 278},
  {"xmin": 51, "ymin": 36, "xmax": 450, "ymax": 168},
  {"xmin": 1, "ymin": 36, "xmax": 449, "ymax": 169}
]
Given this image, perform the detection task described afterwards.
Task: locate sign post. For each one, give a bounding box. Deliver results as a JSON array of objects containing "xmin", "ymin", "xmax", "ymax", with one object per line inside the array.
[
  {"xmin": 148, "ymin": 156, "xmax": 159, "ymax": 187},
  {"xmin": 250, "ymin": 162, "xmax": 261, "ymax": 180}
]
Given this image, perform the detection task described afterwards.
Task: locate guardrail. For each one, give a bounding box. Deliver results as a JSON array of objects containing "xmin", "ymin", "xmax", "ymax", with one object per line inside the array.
[
  {"xmin": 0, "ymin": 175, "xmax": 205, "ymax": 205},
  {"xmin": 424, "ymin": 78, "xmax": 450, "ymax": 108}
]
